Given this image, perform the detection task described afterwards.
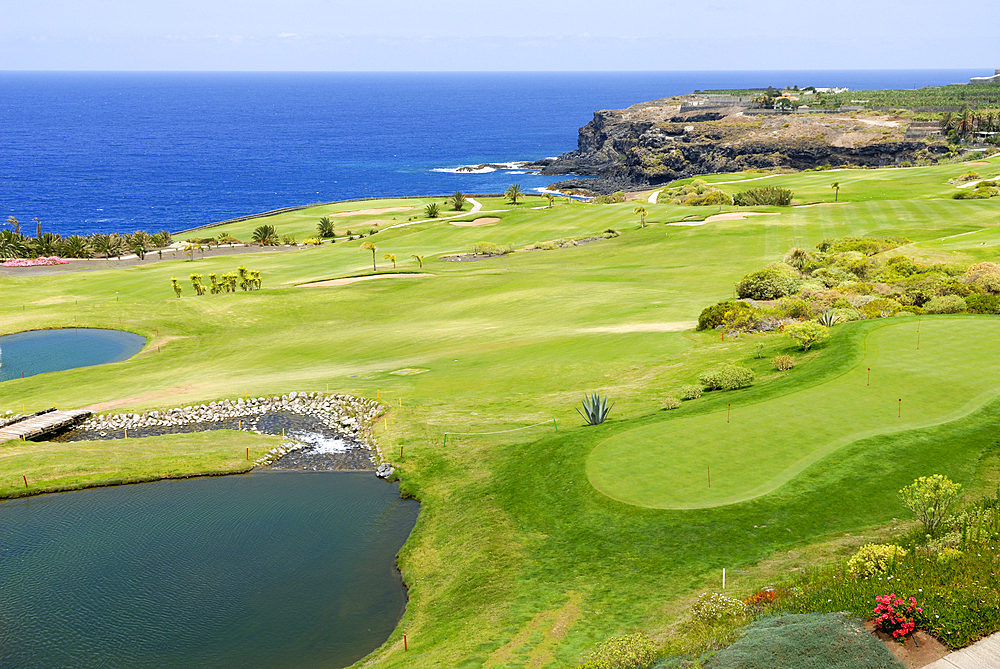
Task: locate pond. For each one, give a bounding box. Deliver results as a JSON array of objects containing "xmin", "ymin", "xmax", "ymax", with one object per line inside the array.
[
  {"xmin": 0, "ymin": 470, "xmax": 420, "ymax": 668},
  {"xmin": 0, "ymin": 328, "xmax": 146, "ymax": 381}
]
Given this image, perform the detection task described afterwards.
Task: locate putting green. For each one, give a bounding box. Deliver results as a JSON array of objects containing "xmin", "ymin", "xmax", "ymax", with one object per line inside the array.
[{"xmin": 587, "ymin": 317, "xmax": 1000, "ymax": 509}]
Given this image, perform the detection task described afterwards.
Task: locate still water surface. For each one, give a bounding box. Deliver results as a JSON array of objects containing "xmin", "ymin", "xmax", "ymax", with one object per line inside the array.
[
  {"xmin": 0, "ymin": 328, "xmax": 146, "ymax": 382},
  {"xmin": 0, "ymin": 471, "xmax": 420, "ymax": 668}
]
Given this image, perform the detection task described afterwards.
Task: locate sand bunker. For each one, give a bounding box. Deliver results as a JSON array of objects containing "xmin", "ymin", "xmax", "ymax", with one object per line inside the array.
[
  {"xmin": 580, "ymin": 322, "xmax": 696, "ymax": 334},
  {"xmin": 668, "ymin": 212, "xmax": 778, "ymax": 226},
  {"xmin": 964, "ymin": 162, "xmax": 990, "ymax": 166},
  {"xmin": 331, "ymin": 207, "xmax": 413, "ymax": 217},
  {"xmin": 450, "ymin": 217, "xmax": 501, "ymax": 227},
  {"xmin": 301, "ymin": 273, "xmax": 435, "ymax": 287}
]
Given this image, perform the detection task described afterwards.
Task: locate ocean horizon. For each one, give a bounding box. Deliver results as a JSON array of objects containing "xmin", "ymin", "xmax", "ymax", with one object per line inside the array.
[{"xmin": 0, "ymin": 69, "xmax": 986, "ymax": 237}]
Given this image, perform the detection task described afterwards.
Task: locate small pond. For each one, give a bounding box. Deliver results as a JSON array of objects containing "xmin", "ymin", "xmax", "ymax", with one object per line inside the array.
[
  {"xmin": 0, "ymin": 470, "xmax": 419, "ymax": 668},
  {"xmin": 0, "ymin": 328, "xmax": 146, "ymax": 381}
]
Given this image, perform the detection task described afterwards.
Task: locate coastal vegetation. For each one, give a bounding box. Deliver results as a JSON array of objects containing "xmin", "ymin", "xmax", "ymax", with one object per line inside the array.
[{"xmin": 3, "ymin": 155, "xmax": 1000, "ymax": 667}]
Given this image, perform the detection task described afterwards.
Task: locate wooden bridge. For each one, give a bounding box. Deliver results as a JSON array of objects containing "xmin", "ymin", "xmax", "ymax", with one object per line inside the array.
[{"xmin": 0, "ymin": 409, "xmax": 92, "ymax": 442}]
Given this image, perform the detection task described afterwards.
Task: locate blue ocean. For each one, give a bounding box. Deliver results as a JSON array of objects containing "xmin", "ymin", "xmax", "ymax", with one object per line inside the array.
[{"xmin": 0, "ymin": 70, "xmax": 984, "ymax": 236}]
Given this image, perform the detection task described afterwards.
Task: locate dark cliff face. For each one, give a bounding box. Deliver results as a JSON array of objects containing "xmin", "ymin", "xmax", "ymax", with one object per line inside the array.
[{"xmin": 542, "ymin": 106, "xmax": 948, "ymax": 195}]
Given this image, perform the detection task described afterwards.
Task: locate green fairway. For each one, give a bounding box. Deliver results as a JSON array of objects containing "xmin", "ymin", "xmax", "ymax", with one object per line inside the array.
[
  {"xmin": 587, "ymin": 317, "xmax": 1000, "ymax": 509},
  {"xmin": 2, "ymin": 156, "xmax": 1000, "ymax": 667}
]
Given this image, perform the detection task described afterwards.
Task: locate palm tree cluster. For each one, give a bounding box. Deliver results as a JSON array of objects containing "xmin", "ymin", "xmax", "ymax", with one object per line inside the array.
[
  {"xmin": 178, "ymin": 266, "xmax": 262, "ymax": 298},
  {"xmin": 940, "ymin": 109, "xmax": 1000, "ymax": 142},
  {"xmin": 0, "ymin": 217, "xmax": 171, "ymax": 260}
]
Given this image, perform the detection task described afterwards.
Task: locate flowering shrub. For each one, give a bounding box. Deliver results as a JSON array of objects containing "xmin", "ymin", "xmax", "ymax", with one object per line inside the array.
[
  {"xmin": 699, "ymin": 364, "xmax": 755, "ymax": 391},
  {"xmin": 743, "ymin": 588, "xmax": 780, "ymax": 609},
  {"xmin": 873, "ymin": 593, "xmax": 923, "ymax": 641},
  {"xmin": 847, "ymin": 543, "xmax": 908, "ymax": 578},
  {"xmin": 663, "ymin": 397, "xmax": 680, "ymax": 410},
  {"xmin": 578, "ymin": 632, "xmax": 657, "ymax": 669},
  {"xmin": 898, "ymin": 474, "xmax": 962, "ymax": 535},
  {"xmin": 679, "ymin": 384, "xmax": 702, "ymax": 400},
  {"xmin": 771, "ymin": 354, "xmax": 795, "ymax": 371},
  {"xmin": 0, "ymin": 256, "xmax": 69, "ymax": 267},
  {"xmin": 691, "ymin": 592, "xmax": 749, "ymax": 622}
]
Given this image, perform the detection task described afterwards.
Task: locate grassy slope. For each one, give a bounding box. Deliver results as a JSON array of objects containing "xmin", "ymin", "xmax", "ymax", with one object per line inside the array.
[
  {"xmin": 0, "ymin": 156, "xmax": 998, "ymax": 667},
  {"xmin": 0, "ymin": 431, "xmax": 281, "ymax": 498}
]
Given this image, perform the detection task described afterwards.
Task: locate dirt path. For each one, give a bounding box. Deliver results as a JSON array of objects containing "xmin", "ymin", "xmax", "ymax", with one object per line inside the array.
[{"xmin": 300, "ymin": 273, "xmax": 435, "ymax": 287}]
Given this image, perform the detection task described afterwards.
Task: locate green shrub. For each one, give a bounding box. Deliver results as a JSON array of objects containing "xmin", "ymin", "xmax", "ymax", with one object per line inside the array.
[
  {"xmin": 579, "ymin": 632, "xmax": 657, "ymax": 669},
  {"xmin": 699, "ymin": 364, "xmax": 755, "ymax": 391},
  {"xmin": 859, "ymin": 297, "xmax": 903, "ymax": 319},
  {"xmin": 923, "ymin": 295, "xmax": 966, "ymax": 314},
  {"xmin": 719, "ymin": 305, "xmax": 764, "ymax": 332},
  {"xmin": 679, "ymin": 385, "xmax": 703, "ymax": 400},
  {"xmin": 966, "ymin": 293, "xmax": 1000, "ymax": 314},
  {"xmin": 697, "ymin": 300, "xmax": 751, "ymax": 330},
  {"xmin": 735, "ymin": 266, "xmax": 801, "ymax": 300},
  {"xmin": 663, "ymin": 397, "xmax": 681, "ymax": 410},
  {"xmin": 899, "ymin": 474, "xmax": 962, "ymax": 535},
  {"xmin": 733, "ymin": 186, "xmax": 793, "ymax": 206},
  {"xmin": 470, "ymin": 242, "xmax": 513, "ymax": 255},
  {"xmin": 965, "ymin": 262, "xmax": 1000, "ymax": 293},
  {"xmin": 773, "ymin": 296, "xmax": 815, "ymax": 320},
  {"xmin": 684, "ymin": 189, "xmax": 733, "ymax": 206},
  {"xmin": 846, "ymin": 543, "xmax": 908, "ymax": 578},
  {"xmin": 816, "ymin": 236, "xmax": 909, "ymax": 255},
  {"xmin": 785, "ymin": 321, "xmax": 829, "ymax": 351},
  {"xmin": 691, "ymin": 592, "xmax": 749, "ymax": 622},
  {"xmin": 771, "ymin": 354, "xmax": 795, "ymax": 371}
]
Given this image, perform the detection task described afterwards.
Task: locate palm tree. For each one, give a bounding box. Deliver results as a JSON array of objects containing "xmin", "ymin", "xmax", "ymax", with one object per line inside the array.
[
  {"xmin": 0, "ymin": 230, "xmax": 28, "ymax": 259},
  {"xmin": 505, "ymin": 184, "xmax": 523, "ymax": 205},
  {"xmin": 411, "ymin": 254, "xmax": 425, "ymax": 268},
  {"xmin": 831, "ymin": 182, "xmax": 841, "ymax": 202},
  {"xmin": 383, "ymin": 253, "xmax": 396, "ymax": 269},
  {"xmin": 633, "ymin": 205, "xmax": 648, "ymax": 228},
  {"xmin": 91, "ymin": 233, "xmax": 123, "ymax": 259},
  {"xmin": 361, "ymin": 241, "xmax": 378, "ymax": 272},
  {"xmin": 5, "ymin": 216, "xmax": 20, "ymax": 235},
  {"xmin": 425, "ymin": 203, "xmax": 440, "ymax": 218},
  {"xmin": 32, "ymin": 232, "xmax": 62, "ymax": 257},
  {"xmin": 33, "ymin": 217, "xmax": 41, "ymax": 239},
  {"xmin": 252, "ymin": 224, "xmax": 278, "ymax": 245},
  {"xmin": 317, "ymin": 216, "xmax": 334, "ymax": 238},
  {"xmin": 939, "ymin": 112, "xmax": 956, "ymax": 135},
  {"xmin": 545, "ymin": 193, "xmax": 555, "ymax": 208},
  {"xmin": 956, "ymin": 109, "xmax": 974, "ymax": 139},
  {"xmin": 61, "ymin": 235, "xmax": 91, "ymax": 259},
  {"xmin": 450, "ymin": 191, "xmax": 467, "ymax": 211}
]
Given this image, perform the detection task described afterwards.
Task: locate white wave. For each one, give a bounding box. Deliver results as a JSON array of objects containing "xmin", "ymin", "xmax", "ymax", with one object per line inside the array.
[
  {"xmin": 431, "ymin": 160, "xmax": 531, "ymax": 175},
  {"xmin": 291, "ymin": 431, "xmax": 352, "ymax": 454},
  {"xmin": 432, "ymin": 166, "xmax": 496, "ymax": 174}
]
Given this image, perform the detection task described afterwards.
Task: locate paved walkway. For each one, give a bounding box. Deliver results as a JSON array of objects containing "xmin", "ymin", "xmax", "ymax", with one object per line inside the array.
[{"xmin": 924, "ymin": 632, "xmax": 1000, "ymax": 669}]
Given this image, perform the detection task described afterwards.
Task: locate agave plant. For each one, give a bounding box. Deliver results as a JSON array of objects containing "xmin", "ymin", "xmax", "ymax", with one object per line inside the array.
[
  {"xmin": 577, "ymin": 393, "xmax": 614, "ymax": 426},
  {"xmin": 817, "ymin": 309, "xmax": 844, "ymax": 327}
]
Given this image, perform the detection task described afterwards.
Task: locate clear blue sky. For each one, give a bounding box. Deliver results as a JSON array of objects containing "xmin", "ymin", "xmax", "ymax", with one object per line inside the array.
[{"xmin": 1, "ymin": 0, "xmax": 997, "ymax": 71}]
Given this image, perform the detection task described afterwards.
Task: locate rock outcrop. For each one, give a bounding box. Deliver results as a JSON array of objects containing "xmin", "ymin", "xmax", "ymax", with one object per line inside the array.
[{"xmin": 541, "ymin": 96, "xmax": 949, "ymax": 195}]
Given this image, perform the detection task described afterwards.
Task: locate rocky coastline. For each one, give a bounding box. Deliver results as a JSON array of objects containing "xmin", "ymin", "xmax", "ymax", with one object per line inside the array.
[
  {"xmin": 49, "ymin": 391, "xmax": 395, "ymax": 475},
  {"xmin": 536, "ymin": 95, "xmax": 952, "ymax": 195}
]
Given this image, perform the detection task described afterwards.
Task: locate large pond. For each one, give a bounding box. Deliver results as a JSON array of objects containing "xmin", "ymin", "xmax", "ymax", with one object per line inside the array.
[
  {"xmin": 0, "ymin": 328, "xmax": 146, "ymax": 381},
  {"xmin": 0, "ymin": 471, "xmax": 420, "ymax": 668}
]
